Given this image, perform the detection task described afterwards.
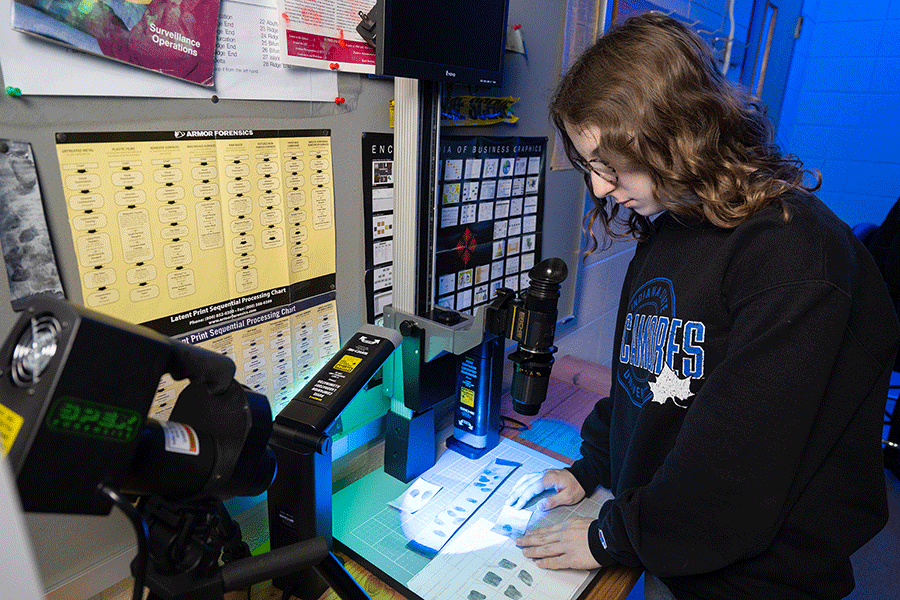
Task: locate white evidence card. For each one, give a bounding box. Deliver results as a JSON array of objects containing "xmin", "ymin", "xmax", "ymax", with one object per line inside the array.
[
  {"xmin": 409, "ymin": 458, "xmax": 520, "ymax": 556},
  {"xmin": 390, "ymin": 479, "xmax": 444, "ymax": 514}
]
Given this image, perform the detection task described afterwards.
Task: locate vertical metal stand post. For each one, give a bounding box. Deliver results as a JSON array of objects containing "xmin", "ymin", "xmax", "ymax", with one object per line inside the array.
[{"xmin": 383, "ymin": 78, "xmax": 446, "ymax": 481}]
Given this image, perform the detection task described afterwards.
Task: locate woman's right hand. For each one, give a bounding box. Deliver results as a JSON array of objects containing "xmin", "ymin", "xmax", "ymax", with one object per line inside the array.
[{"xmin": 505, "ymin": 468, "xmax": 586, "ymax": 510}]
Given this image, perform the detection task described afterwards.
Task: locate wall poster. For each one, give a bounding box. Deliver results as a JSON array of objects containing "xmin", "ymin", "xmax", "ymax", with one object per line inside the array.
[
  {"xmin": 435, "ymin": 136, "xmax": 546, "ymax": 314},
  {"xmin": 276, "ymin": 0, "xmax": 376, "ymax": 73},
  {"xmin": 152, "ymin": 293, "xmax": 339, "ymax": 419},
  {"xmin": 361, "ymin": 132, "xmax": 394, "ymax": 324},
  {"xmin": 55, "ymin": 129, "xmax": 338, "ymax": 417},
  {"xmin": 0, "ymin": 140, "xmax": 64, "ymax": 309},
  {"xmin": 12, "ymin": 0, "xmax": 220, "ymax": 87},
  {"xmin": 361, "ymin": 134, "xmax": 546, "ymax": 322}
]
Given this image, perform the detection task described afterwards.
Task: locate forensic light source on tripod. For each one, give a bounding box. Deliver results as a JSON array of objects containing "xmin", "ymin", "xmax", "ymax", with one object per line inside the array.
[
  {"xmin": 1, "ymin": 294, "xmax": 277, "ymax": 514},
  {"xmin": 0, "ymin": 295, "xmax": 331, "ymax": 600}
]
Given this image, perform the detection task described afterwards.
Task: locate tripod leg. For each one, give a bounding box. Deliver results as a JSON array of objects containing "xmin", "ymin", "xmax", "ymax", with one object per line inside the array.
[{"xmin": 313, "ymin": 552, "xmax": 372, "ymax": 600}]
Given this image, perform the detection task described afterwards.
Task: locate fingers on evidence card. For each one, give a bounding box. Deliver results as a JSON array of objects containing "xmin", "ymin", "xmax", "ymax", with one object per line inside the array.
[{"xmin": 491, "ymin": 504, "xmax": 533, "ymax": 537}]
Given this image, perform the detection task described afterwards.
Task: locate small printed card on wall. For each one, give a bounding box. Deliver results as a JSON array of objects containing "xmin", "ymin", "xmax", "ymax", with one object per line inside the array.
[{"xmin": 0, "ymin": 140, "xmax": 64, "ymax": 310}]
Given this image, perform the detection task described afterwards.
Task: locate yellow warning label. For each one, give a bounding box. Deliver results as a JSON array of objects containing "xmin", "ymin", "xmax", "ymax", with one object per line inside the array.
[
  {"xmin": 334, "ymin": 354, "xmax": 362, "ymax": 373},
  {"xmin": 0, "ymin": 403, "xmax": 24, "ymax": 457},
  {"xmin": 460, "ymin": 387, "xmax": 475, "ymax": 408}
]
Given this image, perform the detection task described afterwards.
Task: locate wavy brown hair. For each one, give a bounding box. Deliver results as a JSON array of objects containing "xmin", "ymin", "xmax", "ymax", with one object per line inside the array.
[{"xmin": 551, "ymin": 12, "xmax": 820, "ymax": 255}]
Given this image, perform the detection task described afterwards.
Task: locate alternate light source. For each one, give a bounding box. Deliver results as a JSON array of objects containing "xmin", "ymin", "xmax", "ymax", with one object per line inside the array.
[{"xmin": 10, "ymin": 314, "xmax": 61, "ymax": 387}]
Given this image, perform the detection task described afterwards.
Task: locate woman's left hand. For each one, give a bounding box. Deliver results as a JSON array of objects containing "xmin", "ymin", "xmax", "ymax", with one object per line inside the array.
[{"xmin": 515, "ymin": 517, "xmax": 601, "ymax": 570}]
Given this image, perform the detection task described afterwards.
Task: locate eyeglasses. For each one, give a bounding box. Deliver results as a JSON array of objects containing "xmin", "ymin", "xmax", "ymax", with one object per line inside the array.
[{"xmin": 571, "ymin": 156, "xmax": 618, "ymax": 185}]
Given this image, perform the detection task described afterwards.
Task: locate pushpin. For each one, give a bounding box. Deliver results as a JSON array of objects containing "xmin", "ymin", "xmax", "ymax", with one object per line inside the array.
[
  {"xmin": 281, "ymin": 12, "xmax": 289, "ymax": 24},
  {"xmin": 5, "ymin": 86, "xmax": 22, "ymax": 97},
  {"xmin": 329, "ymin": 62, "xmax": 340, "ymax": 70},
  {"xmin": 339, "ymin": 29, "xmax": 346, "ymax": 48},
  {"xmin": 334, "ymin": 97, "xmax": 345, "ymax": 104}
]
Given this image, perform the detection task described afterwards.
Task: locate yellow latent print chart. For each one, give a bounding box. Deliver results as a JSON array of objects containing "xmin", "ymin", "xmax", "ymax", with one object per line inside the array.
[{"xmin": 55, "ymin": 129, "xmax": 336, "ymax": 333}]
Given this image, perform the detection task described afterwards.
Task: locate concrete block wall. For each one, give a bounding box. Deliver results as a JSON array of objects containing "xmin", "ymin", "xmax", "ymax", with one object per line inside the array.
[
  {"xmin": 553, "ymin": 210, "xmax": 636, "ymax": 367},
  {"xmin": 779, "ymin": 0, "xmax": 900, "ymax": 228}
]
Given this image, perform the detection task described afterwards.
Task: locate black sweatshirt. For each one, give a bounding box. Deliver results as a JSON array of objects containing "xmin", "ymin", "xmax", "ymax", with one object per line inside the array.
[{"xmin": 568, "ymin": 194, "xmax": 899, "ymax": 600}]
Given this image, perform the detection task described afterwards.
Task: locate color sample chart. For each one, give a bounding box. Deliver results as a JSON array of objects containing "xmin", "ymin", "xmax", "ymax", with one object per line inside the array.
[
  {"xmin": 435, "ymin": 137, "xmax": 546, "ymax": 314},
  {"xmin": 360, "ymin": 134, "xmax": 547, "ymax": 324}
]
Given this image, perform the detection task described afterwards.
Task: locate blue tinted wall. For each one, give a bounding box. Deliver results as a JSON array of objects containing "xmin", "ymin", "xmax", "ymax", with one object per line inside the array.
[{"xmin": 778, "ymin": 0, "xmax": 900, "ymax": 228}]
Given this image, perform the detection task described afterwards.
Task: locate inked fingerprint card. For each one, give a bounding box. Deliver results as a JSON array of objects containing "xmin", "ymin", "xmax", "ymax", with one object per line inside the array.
[
  {"xmin": 409, "ymin": 518, "xmax": 594, "ymax": 600},
  {"xmin": 390, "ymin": 478, "xmax": 443, "ymax": 514},
  {"xmin": 409, "ymin": 458, "xmax": 520, "ymax": 556}
]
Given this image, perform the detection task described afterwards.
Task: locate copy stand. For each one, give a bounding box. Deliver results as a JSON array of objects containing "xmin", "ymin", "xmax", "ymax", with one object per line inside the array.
[
  {"xmin": 133, "ymin": 495, "xmax": 332, "ymax": 600},
  {"xmin": 267, "ymin": 424, "xmax": 372, "ymax": 600},
  {"xmin": 262, "ymin": 324, "xmax": 401, "ymax": 600}
]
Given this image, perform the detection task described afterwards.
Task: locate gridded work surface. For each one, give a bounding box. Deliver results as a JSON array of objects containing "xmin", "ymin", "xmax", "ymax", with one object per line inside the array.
[
  {"xmin": 408, "ymin": 517, "xmax": 595, "ymax": 600},
  {"xmin": 333, "ymin": 438, "xmax": 613, "ymax": 595}
]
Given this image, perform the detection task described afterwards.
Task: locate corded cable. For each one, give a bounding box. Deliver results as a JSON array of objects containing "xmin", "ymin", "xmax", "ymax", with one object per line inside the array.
[
  {"xmin": 99, "ymin": 485, "xmax": 148, "ymax": 600},
  {"xmin": 500, "ymin": 414, "xmax": 530, "ymax": 434}
]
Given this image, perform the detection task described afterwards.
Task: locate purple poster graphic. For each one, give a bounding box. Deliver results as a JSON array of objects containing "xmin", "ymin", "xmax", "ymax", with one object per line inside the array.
[{"xmin": 13, "ymin": 0, "xmax": 220, "ymax": 86}]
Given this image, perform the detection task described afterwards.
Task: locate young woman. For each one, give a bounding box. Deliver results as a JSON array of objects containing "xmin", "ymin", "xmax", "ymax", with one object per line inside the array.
[{"xmin": 508, "ymin": 12, "xmax": 899, "ymax": 600}]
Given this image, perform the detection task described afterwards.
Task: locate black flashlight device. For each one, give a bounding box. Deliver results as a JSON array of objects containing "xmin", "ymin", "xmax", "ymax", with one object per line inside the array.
[{"xmin": 506, "ymin": 257, "xmax": 569, "ymax": 415}]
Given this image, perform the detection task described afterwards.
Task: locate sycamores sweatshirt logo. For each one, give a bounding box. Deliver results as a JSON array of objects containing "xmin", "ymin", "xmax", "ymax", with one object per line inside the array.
[{"xmin": 618, "ymin": 278, "xmax": 705, "ymax": 408}]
